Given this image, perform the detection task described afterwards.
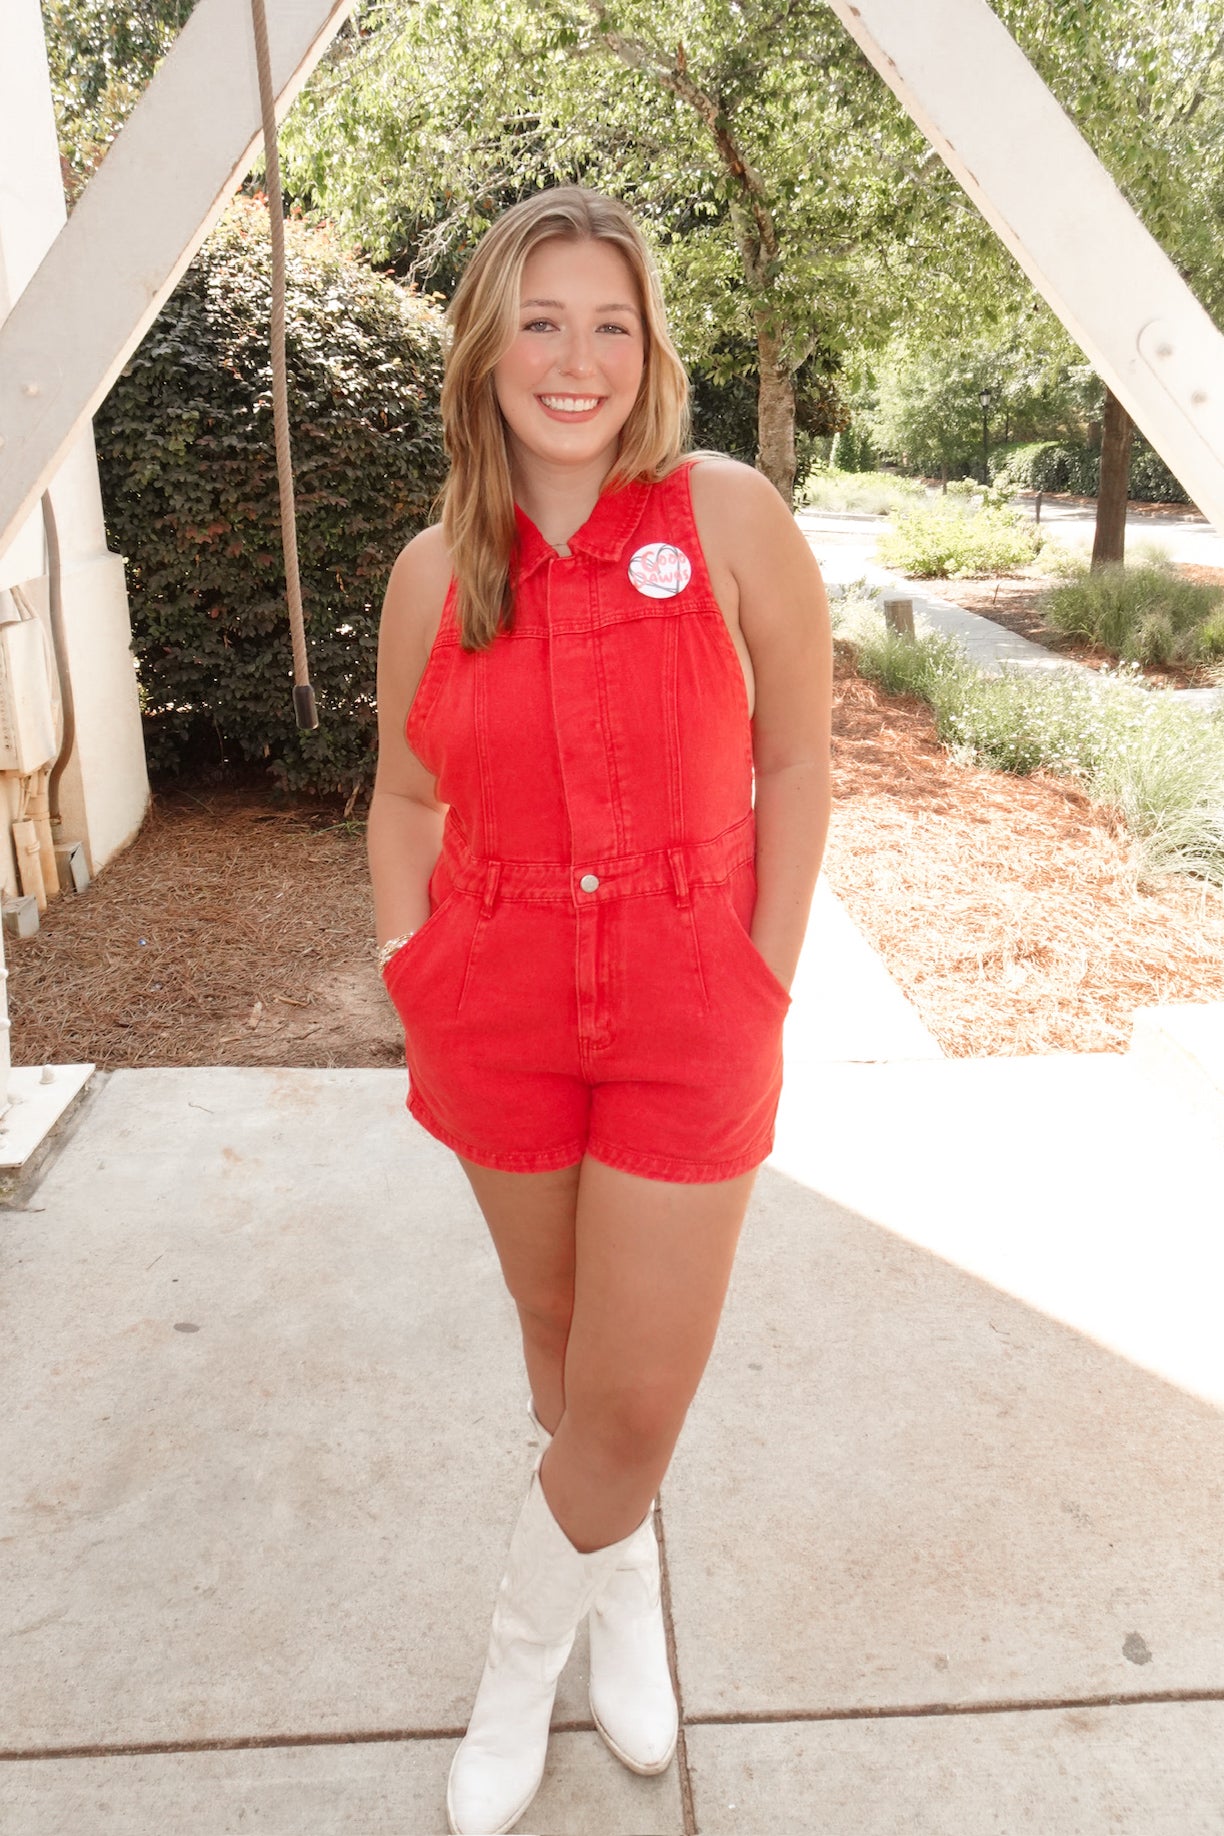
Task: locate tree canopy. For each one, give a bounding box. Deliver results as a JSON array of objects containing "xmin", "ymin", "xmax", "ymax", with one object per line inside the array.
[{"xmin": 279, "ymin": 0, "xmax": 957, "ymax": 495}]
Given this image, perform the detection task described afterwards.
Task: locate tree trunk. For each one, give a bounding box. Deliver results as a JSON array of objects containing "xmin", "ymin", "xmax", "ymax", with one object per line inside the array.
[
  {"xmin": 755, "ymin": 320, "xmax": 797, "ymax": 502},
  {"xmin": 1091, "ymin": 383, "xmax": 1134, "ymax": 569}
]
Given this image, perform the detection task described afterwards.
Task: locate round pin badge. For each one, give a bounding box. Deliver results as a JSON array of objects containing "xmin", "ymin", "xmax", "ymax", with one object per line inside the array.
[{"xmin": 628, "ymin": 542, "xmax": 693, "ymax": 599}]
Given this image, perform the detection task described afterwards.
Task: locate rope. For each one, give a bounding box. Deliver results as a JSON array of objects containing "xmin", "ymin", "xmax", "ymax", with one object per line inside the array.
[{"xmin": 249, "ymin": 0, "xmax": 318, "ymax": 730}]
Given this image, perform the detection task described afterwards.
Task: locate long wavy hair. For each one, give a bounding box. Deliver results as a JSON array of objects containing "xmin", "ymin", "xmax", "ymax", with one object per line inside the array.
[{"xmin": 439, "ymin": 187, "xmax": 691, "ymax": 650}]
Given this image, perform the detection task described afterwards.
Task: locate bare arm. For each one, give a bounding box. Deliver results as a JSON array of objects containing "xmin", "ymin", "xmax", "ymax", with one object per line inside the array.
[
  {"xmin": 691, "ymin": 457, "xmax": 833, "ymax": 992},
  {"xmin": 367, "ymin": 524, "xmax": 453, "ymax": 950}
]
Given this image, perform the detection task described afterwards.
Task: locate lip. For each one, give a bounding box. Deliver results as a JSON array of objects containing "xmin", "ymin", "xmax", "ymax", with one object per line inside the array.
[{"xmin": 535, "ymin": 394, "xmax": 606, "ymax": 423}]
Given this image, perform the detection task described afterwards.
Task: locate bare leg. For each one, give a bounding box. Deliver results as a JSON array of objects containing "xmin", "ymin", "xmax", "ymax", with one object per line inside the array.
[
  {"xmin": 539, "ymin": 1157, "xmax": 759, "ymax": 1553},
  {"xmin": 456, "ymin": 1156, "xmax": 581, "ymax": 1435}
]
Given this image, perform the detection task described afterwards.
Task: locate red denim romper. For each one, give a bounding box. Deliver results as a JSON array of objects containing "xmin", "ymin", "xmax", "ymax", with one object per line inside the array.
[{"xmin": 382, "ymin": 457, "xmax": 793, "ymax": 1183}]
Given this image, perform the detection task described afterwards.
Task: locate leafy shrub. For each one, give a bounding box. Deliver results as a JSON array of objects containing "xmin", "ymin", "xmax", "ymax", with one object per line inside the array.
[
  {"xmin": 875, "ymin": 505, "xmax": 1042, "ymax": 576},
  {"xmin": 1039, "ymin": 562, "xmax": 1224, "ymax": 667},
  {"xmin": 934, "ymin": 664, "xmax": 1112, "ymax": 778},
  {"xmin": 95, "ymin": 196, "xmax": 447, "ymax": 796},
  {"xmin": 1128, "ymin": 436, "xmax": 1192, "ymax": 506},
  {"xmin": 689, "ymin": 346, "xmax": 848, "ymax": 499}
]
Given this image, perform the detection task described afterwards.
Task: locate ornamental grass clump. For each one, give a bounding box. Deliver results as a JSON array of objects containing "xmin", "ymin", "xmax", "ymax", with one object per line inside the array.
[
  {"xmin": 837, "ymin": 585, "xmax": 1224, "ymax": 885},
  {"xmin": 1039, "ymin": 561, "xmax": 1224, "ymax": 670},
  {"xmin": 853, "ymin": 622, "xmax": 976, "ymax": 714},
  {"xmin": 800, "ymin": 468, "xmax": 927, "ymax": 517},
  {"xmin": 1088, "ymin": 691, "xmax": 1224, "ymax": 882}
]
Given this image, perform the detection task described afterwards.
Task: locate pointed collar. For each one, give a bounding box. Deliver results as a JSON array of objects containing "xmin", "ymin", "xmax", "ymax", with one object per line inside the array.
[{"xmin": 512, "ymin": 474, "xmax": 655, "ymax": 585}]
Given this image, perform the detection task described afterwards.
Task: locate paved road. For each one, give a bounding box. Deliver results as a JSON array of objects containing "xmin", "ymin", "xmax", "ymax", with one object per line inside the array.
[
  {"xmin": 801, "ymin": 488, "xmax": 1224, "ymax": 568},
  {"xmin": 1008, "ymin": 492, "xmax": 1224, "ymax": 568}
]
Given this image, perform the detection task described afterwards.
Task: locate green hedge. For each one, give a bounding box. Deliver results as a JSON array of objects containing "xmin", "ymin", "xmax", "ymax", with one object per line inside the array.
[
  {"xmin": 989, "ymin": 437, "xmax": 1190, "ymax": 505},
  {"xmin": 95, "ymin": 196, "xmax": 447, "ymax": 797}
]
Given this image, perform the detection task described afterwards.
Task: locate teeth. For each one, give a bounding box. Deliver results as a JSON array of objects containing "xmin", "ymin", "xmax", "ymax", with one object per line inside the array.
[{"xmin": 540, "ymin": 395, "xmax": 601, "ymax": 412}]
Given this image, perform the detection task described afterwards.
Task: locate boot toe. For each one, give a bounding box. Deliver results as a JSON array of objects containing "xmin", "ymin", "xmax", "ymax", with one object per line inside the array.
[
  {"xmin": 589, "ymin": 1683, "xmax": 679, "ymax": 1775},
  {"xmin": 446, "ymin": 1740, "xmax": 542, "ymax": 1835}
]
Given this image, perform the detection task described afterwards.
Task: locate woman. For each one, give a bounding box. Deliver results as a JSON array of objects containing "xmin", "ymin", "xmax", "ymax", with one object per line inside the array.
[{"xmin": 367, "ymin": 185, "xmax": 832, "ymax": 1835}]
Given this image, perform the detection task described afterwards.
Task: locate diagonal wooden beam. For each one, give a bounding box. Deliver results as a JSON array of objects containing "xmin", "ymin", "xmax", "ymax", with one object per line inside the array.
[
  {"xmin": 0, "ymin": 0, "xmax": 356, "ymax": 561},
  {"xmin": 826, "ymin": 0, "xmax": 1224, "ymax": 528}
]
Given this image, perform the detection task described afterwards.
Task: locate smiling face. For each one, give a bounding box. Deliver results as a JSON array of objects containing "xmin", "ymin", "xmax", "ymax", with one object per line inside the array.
[{"xmin": 491, "ymin": 236, "xmax": 647, "ymax": 483}]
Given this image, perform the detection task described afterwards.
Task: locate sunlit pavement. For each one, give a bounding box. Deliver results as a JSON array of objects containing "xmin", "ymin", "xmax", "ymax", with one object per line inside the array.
[{"xmin": 2, "ymin": 489, "xmax": 1223, "ymax": 1833}]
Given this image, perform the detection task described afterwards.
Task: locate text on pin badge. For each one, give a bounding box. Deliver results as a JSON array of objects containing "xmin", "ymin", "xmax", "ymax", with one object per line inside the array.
[{"xmin": 628, "ymin": 542, "xmax": 693, "ymax": 598}]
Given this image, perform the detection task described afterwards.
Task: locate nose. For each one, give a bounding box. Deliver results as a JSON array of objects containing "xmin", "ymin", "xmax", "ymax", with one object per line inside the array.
[{"xmin": 559, "ymin": 326, "xmax": 598, "ymax": 378}]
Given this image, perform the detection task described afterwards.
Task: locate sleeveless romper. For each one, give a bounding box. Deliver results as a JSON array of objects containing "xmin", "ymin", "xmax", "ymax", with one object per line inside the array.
[{"xmin": 382, "ymin": 457, "xmax": 793, "ymax": 1183}]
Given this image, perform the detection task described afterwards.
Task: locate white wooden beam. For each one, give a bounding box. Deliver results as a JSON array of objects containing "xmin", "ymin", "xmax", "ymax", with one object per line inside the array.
[
  {"xmin": 0, "ymin": 0, "xmax": 356, "ymax": 561},
  {"xmin": 826, "ymin": 0, "xmax": 1224, "ymax": 530}
]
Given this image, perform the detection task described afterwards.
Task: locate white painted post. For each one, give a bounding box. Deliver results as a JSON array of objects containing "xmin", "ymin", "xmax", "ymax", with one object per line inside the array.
[
  {"xmin": 0, "ymin": 0, "xmax": 151, "ymax": 906},
  {"xmin": 0, "ymin": 0, "xmax": 357, "ymax": 561},
  {"xmin": 826, "ymin": 0, "xmax": 1224, "ymax": 533}
]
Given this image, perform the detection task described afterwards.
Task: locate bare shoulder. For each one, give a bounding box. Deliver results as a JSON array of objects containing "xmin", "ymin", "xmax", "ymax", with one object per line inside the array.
[
  {"xmin": 688, "ymin": 453, "xmax": 791, "ymax": 525},
  {"xmin": 687, "ymin": 455, "xmax": 807, "ymax": 574},
  {"xmin": 382, "ymin": 521, "xmax": 453, "ymax": 651}
]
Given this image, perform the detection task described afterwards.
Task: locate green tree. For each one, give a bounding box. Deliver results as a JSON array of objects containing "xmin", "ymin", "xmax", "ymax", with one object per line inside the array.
[
  {"xmin": 882, "ymin": 0, "xmax": 1224, "ymax": 558},
  {"xmin": 279, "ymin": 0, "xmax": 952, "ymax": 500},
  {"xmin": 39, "ymin": 0, "xmax": 200, "ymax": 194},
  {"xmin": 866, "ymin": 316, "xmax": 1099, "ymax": 483}
]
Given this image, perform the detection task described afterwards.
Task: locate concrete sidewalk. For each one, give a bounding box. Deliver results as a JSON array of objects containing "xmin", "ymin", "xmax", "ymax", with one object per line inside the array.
[
  {"xmin": 800, "ymin": 504, "xmax": 1224, "ymax": 712},
  {"xmin": 3, "ymin": 990, "xmax": 1223, "ymax": 1831}
]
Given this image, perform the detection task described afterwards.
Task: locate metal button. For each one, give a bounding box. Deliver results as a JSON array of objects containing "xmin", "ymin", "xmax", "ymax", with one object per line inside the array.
[{"xmin": 579, "ymin": 873, "xmax": 600, "ymax": 892}]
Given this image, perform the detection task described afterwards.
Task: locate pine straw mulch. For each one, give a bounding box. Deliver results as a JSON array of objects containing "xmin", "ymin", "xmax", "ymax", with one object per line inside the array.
[
  {"xmin": 893, "ymin": 562, "xmax": 1224, "ymax": 692},
  {"xmin": 9, "ymin": 644, "xmax": 1224, "ymax": 1070},
  {"xmin": 8, "ymin": 789, "xmax": 401, "ymax": 1073},
  {"xmin": 822, "ymin": 644, "xmax": 1224, "ymax": 1055}
]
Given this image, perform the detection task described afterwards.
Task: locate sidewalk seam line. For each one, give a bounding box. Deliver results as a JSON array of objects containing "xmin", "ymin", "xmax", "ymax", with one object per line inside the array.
[
  {"xmin": 6, "ymin": 1687, "xmax": 1222, "ymax": 1766},
  {"xmin": 654, "ymin": 1493, "xmax": 697, "ymax": 1836},
  {"xmin": 684, "ymin": 1686, "xmax": 1224, "ymax": 1727}
]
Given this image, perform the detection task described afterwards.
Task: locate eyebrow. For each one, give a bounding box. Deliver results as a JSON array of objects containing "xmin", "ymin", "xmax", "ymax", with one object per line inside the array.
[{"xmin": 520, "ymin": 297, "xmax": 642, "ymax": 316}]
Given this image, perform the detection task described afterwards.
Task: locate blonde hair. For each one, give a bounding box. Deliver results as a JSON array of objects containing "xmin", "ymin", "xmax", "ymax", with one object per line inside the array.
[{"xmin": 439, "ymin": 187, "xmax": 691, "ymax": 650}]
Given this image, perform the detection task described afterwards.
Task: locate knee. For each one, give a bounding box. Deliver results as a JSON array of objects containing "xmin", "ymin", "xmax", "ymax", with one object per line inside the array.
[
  {"xmin": 573, "ymin": 1385, "xmax": 683, "ymax": 1472},
  {"xmin": 516, "ymin": 1289, "xmax": 573, "ymax": 1348}
]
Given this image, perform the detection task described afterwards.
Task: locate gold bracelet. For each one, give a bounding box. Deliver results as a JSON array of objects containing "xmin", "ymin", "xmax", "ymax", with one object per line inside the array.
[{"xmin": 377, "ymin": 932, "xmax": 416, "ymax": 975}]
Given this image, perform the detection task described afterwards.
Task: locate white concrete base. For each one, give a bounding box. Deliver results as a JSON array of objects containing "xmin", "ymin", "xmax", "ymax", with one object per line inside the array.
[
  {"xmin": 0, "ymin": 1059, "xmax": 93, "ymax": 1166},
  {"xmin": 0, "ymin": 1729, "xmax": 684, "ymax": 1835},
  {"xmin": 1129, "ymin": 1000, "xmax": 1224, "ymax": 1120},
  {"xmin": 3, "ymin": 1067, "xmax": 1222, "ymax": 1832}
]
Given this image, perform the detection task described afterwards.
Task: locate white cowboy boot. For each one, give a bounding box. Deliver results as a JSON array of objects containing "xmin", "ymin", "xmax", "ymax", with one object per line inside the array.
[
  {"xmin": 527, "ymin": 1400, "xmax": 679, "ymax": 1776},
  {"xmin": 447, "ymin": 1460, "xmax": 649, "ymax": 1836}
]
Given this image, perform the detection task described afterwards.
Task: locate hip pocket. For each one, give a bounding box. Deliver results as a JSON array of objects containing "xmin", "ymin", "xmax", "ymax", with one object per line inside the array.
[
  {"xmin": 381, "ymin": 888, "xmax": 464, "ymax": 1016},
  {"xmin": 704, "ymin": 867, "xmax": 792, "ymax": 1014}
]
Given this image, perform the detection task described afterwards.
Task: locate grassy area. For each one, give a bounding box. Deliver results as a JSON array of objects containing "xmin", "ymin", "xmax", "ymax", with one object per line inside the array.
[
  {"xmin": 799, "ymin": 467, "xmax": 928, "ymax": 516},
  {"xmin": 830, "ymin": 581, "xmax": 1224, "ymax": 886}
]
